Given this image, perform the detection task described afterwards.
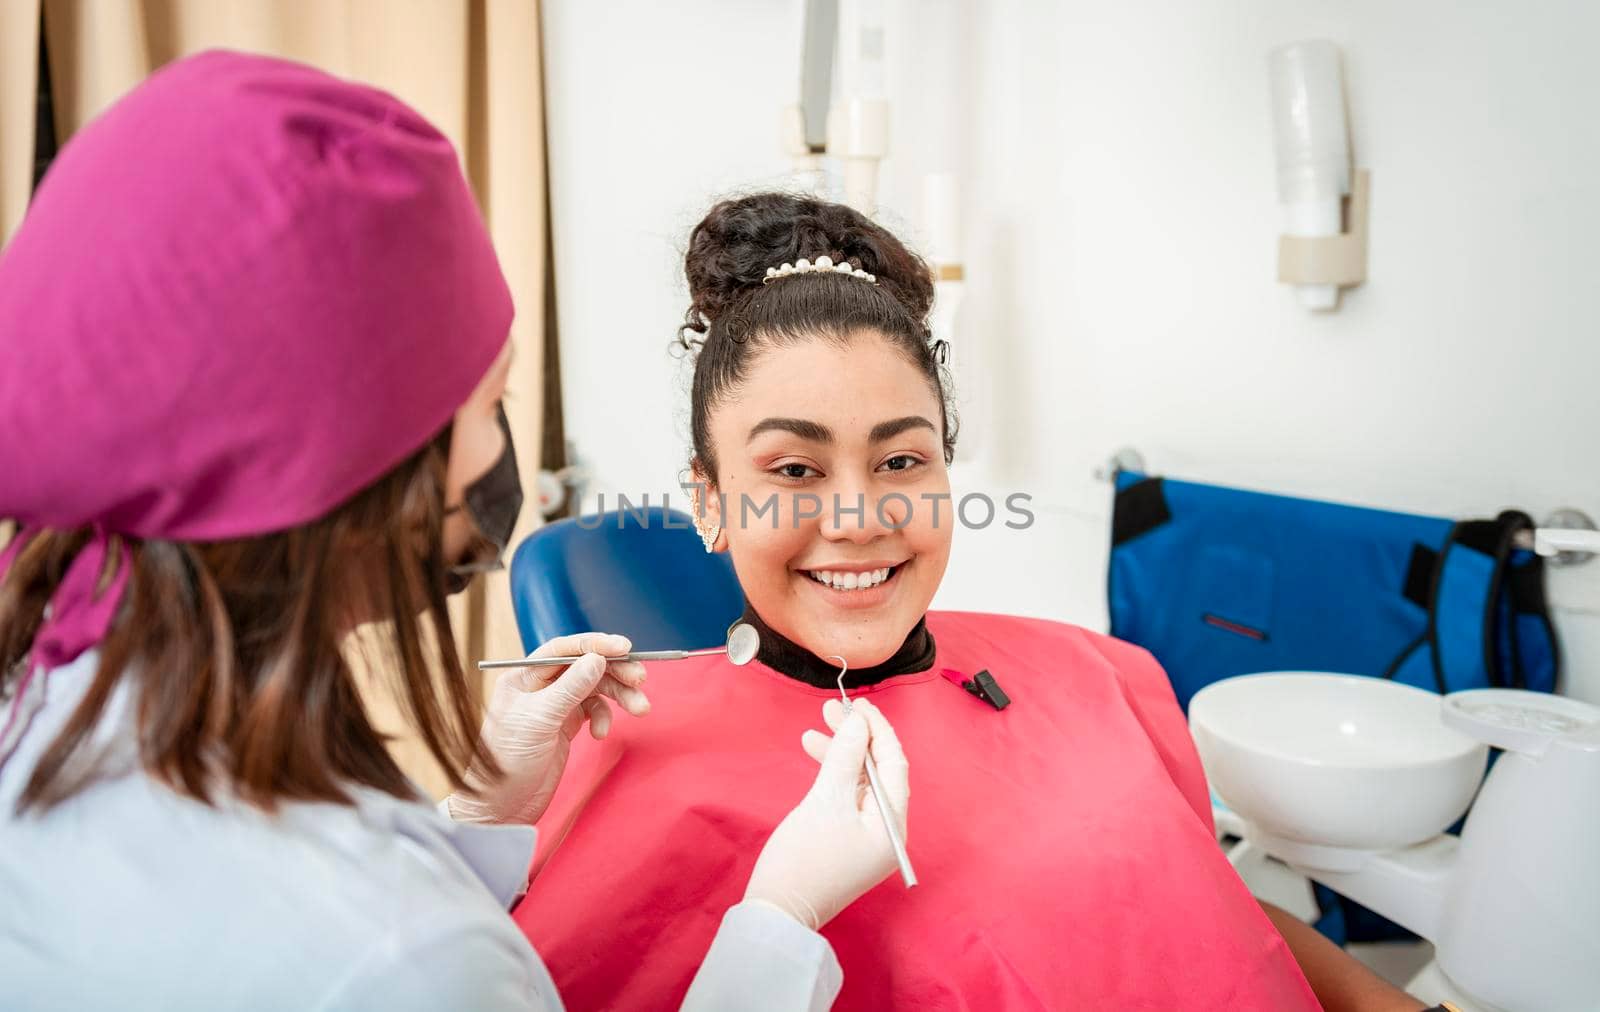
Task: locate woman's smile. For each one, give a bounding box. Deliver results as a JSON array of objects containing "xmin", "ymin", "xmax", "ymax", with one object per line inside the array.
[{"xmin": 796, "ymin": 558, "xmax": 911, "ymax": 610}]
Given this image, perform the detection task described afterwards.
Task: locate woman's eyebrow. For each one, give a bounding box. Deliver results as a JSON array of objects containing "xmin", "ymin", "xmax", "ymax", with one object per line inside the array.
[
  {"xmin": 748, "ymin": 417, "xmax": 835, "ymax": 443},
  {"xmin": 869, "ymin": 416, "xmax": 938, "ymax": 442}
]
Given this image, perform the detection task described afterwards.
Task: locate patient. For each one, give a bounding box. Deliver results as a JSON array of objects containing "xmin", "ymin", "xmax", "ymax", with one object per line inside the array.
[{"xmin": 515, "ymin": 193, "xmax": 1424, "ymax": 1011}]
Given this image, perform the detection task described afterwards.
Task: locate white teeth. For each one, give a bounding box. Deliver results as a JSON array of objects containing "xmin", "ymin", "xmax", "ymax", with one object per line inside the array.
[{"xmin": 808, "ymin": 567, "xmax": 895, "ymax": 590}]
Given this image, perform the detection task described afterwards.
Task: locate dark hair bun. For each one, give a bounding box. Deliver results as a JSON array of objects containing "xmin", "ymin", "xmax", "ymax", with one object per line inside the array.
[{"xmin": 681, "ymin": 193, "xmax": 933, "ymax": 338}]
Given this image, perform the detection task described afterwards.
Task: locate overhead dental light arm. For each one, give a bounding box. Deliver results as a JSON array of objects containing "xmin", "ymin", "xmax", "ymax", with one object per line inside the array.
[
  {"xmin": 783, "ymin": 0, "xmax": 838, "ymax": 191},
  {"xmin": 798, "ymin": 0, "xmax": 837, "ymax": 154},
  {"xmin": 783, "ymin": 0, "xmax": 890, "ymax": 213},
  {"xmin": 830, "ymin": 0, "xmax": 889, "ymax": 215}
]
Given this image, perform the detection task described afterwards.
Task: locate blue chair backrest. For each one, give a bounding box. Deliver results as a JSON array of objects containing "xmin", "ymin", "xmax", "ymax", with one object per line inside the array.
[{"xmin": 508, "ymin": 506, "xmax": 745, "ymax": 652}]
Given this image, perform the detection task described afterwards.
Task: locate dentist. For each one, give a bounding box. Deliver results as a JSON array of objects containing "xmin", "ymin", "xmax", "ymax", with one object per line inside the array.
[{"xmin": 0, "ymin": 51, "xmax": 907, "ymax": 1011}]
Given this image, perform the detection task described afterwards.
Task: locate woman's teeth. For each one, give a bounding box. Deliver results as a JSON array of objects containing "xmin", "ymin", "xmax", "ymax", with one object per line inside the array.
[{"xmin": 808, "ymin": 566, "xmax": 895, "ymax": 591}]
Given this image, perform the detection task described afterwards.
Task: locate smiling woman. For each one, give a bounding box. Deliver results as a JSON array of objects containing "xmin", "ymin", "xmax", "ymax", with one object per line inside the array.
[
  {"xmin": 678, "ymin": 194, "xmax": 955, "ymax": 672},
  {"xmin": 699, "ymin": 334, "xmax": 952, "ymax": 668},
  {"xmin": 511, "ymin": 194, "xmax": 1326, "ymax": 1010}
]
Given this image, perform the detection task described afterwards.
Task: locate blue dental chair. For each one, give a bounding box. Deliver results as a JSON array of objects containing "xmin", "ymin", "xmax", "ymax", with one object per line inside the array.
[{"xmin": 508, "ymin": 507, "xmax": 745, "ymax": 653}]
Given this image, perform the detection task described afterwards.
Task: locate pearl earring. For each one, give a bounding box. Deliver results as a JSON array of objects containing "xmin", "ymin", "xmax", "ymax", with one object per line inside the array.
[
  {"xmin": 690, "ymin": 487, "xmax": 720, "ymax": 553},
  {"xmin": 697, "ymin": 517, "xmax": 721, "ymax": 553}
]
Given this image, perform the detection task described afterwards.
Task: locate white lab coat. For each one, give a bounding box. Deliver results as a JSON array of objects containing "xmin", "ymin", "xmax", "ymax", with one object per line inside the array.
[{"xmin": 0, "ymin": 651, "xmax": 842, "ymax": 1010}]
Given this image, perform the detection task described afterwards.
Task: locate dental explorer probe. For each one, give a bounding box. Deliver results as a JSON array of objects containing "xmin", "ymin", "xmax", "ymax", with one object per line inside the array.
[{"xmin": 832, "ymin": 655, "xmax": 919, "ymax": 889}]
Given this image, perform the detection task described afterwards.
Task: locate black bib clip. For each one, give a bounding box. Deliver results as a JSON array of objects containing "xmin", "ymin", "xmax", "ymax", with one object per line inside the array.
[{"xmin": 940, "ymin": 667, "xmax": 1010, "ymax": 711}]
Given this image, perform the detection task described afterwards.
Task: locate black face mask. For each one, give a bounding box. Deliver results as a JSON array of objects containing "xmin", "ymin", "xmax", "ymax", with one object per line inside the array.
[{"xmin": 445, "ymin": 402, "xmax": 524, "ymax": 595}]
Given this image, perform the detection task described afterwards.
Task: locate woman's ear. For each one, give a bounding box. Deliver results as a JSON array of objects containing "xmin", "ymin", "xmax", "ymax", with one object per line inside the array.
[{"xmin": 689, "ymin": 462, "xmax": 727, "ymax": 554}]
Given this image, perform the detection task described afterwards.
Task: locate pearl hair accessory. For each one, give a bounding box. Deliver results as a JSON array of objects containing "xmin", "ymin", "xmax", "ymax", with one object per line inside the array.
[{"xmin": 762, "ymin": 255, "xmax": 877, "ymax": 285}]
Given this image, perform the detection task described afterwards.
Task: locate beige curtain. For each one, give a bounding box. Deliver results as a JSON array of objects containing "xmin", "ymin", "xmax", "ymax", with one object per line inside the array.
[
  {"xmin": 0, "ymin": 0, "xmax": 42, "ymax": 243},
  {"xmin": 1, "ymin": 0, "xmax": 548, "ymax": 798}
]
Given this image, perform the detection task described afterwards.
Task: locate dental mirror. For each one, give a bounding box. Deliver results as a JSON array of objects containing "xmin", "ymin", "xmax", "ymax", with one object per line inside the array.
[
  {"xmin": 478, "ymin": 622, "xmax": 762, "ymax": 671},
  {"xmin": 724, "ymin": 622, "xmax": 760, "ymax": 666}
]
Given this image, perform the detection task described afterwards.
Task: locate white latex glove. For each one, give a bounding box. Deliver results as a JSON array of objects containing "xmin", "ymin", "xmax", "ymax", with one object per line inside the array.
[
  {"xmin": 743, "ymin": 697, "xmax": 910, "ymax": 932},
  {"xmin": 446, "ymin": 632, "xmax": 649, "ymax": 825}
]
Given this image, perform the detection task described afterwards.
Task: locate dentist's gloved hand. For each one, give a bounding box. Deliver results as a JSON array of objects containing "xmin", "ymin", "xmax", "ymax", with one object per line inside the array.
[
  {"xmin": 742, "ymin": 697, "xmax": 910, "ymax": 931},
  {"xmin": 446, "ymin": 632, "xmax": 650, "ymax": 826}
]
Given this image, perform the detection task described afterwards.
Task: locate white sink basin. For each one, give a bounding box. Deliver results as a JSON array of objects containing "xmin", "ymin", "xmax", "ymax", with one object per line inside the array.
[{"xmin": 1190, "ymin": 673, "xmax": 1488, "ymax": 855}]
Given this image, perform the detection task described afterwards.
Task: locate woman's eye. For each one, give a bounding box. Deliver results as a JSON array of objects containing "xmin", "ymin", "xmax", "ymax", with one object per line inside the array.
[
  {"xmin": 879, "ymin": 454, "xmax": 923, "ymax": 473},
  {"xmin": 775, "ymin": 462, "xmax": 817, "ymax": 480}
]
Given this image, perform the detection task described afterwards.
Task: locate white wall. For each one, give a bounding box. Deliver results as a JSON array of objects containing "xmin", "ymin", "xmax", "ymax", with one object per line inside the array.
[
  {"xmin": 542, "ymin": 0, "xmax": 969, "ymax": 513},
  {"xmin": 544, "ymin": 0, "xmax": 1600, "ymax": 702},
  {"xmin": 541, "ymin": 0, "xmax": 804, "ymax": 513}
]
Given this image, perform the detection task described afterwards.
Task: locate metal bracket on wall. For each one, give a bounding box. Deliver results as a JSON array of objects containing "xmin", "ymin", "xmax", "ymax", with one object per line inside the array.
[
  {"xmin": 1094, "ymin": 447, "xmax": 1146, "ymax": 482},
  {"xmin": 1278, "ymin": 169, "xmax": 1370, "ymax": 290},
  {"xmin": 1518, "ymin": 509, "xmax": 1599, "ymax": 567}
]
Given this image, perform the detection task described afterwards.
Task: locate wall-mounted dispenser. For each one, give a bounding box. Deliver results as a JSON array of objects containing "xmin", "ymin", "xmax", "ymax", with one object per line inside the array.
[{"xmin": 1268, "ymin": 41, "xmax": 1368, "ymax": 311}]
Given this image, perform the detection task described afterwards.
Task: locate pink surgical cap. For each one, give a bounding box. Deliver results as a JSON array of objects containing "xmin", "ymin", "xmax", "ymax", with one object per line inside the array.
[{"xmin": 0, "ymin": 50, "xmax": 512, "ymax": 675}]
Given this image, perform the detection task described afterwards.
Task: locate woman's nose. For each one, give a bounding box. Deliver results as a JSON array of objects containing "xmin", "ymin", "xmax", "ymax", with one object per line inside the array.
[{"xmin": 818, "ymin": 484, "xmax": 905, "ymax": 542}]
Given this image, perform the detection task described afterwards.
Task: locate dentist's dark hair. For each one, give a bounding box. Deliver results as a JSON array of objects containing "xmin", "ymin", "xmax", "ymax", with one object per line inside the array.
[
  {"xmin": 678, "ymin": 193, "xmax": 956, "ymax": 478},
  {"xmin": 0, "ymin": 431, "xmax": 501, "ymax": 815}
]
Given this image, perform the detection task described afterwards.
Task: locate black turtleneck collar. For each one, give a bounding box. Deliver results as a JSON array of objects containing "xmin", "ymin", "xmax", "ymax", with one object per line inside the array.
[{"xmin": 736, "ymin": 603, "xmax": 938, "ymax": 689}]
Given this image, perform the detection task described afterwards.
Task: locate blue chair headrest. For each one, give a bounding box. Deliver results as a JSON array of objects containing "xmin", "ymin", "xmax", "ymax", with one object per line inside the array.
[{"xmin": 508, "ymin": 506, "xmax": 745, "ymax": 652}]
